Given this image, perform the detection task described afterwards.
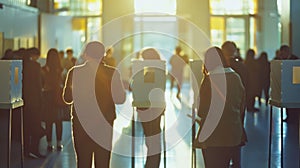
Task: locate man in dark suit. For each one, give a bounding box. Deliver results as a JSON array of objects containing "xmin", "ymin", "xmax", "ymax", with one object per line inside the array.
[{"xmin": 63, "ymin": 41, "xmax": 126, "ymax": 168}]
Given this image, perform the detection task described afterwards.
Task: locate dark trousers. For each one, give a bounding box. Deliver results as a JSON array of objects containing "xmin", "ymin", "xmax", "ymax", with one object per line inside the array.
[
  {"xmin": 258, "ymin": 84, "xmax": 270, "ymax": 105},
  {"xmin": 246, "ymin": 93, "xmax": 256, "ymax": 110},
  {"xmin": 44, "ymin": 91, "xmax": 63, "ymax": 142},
  {"xmin": 230, "ymin": 146, "xmax": 241, "ymax": 168},
  {"xmin": 141, "ymin": 117, "xmax": 162, "ymax": 168},
  {"xmin": 73, "ymin": 116, "xmax": 113, "ymax": 168},
  {"xmin": 46, "ymin": 119, "xmax": 62, "ymax": 142},
  {"xmin": 202, "ymin": 146, "xmax": 240, "ymax": 168},
  {"xmin": 23, "ymin": 104, "xmax": 43, "ymax": 154},
  {"xmin": 286, "ymin": 108, "xmax": 300, "ymax": 123},
  {"xmin": 138, "ymin": 108, "xmax": 163, "ymax": 168}
]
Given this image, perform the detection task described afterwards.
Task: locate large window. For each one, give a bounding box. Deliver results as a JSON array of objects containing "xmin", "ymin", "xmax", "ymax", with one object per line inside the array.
[
  {"xmin": 54, "ymin": 0, "xmax": 102, "ymax": 16},
  {"xmin": 210, "ymin": 0, "xmax": 258, "ymax": 57},
  {"xmin": 133, "ymin": 0, "xmax": 177, "ymax": 62},
  {"xmin": 134, "ymin": 0, "xmax": 176, "ymax": 15},
  {"xmin": 210, "ymin": 0, "xmax": 257, "ymax": 15}
]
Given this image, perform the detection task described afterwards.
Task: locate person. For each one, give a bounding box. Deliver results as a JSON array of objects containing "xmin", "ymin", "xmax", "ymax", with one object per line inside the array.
[
  {"xmin": 221, "ymin": 41, "xmax": 247, "ymax": 88},
  {"xmin": 196, "ymin": 47, "xmax": 246, "ymax": 168},
  {"xmin": 276, "ymin": 45, "xmax": 299, "ymax": 122},
  {"xmin": 42, "ymin": 48, "xmax": 64, "ymax": 152},
  {"xmin": 257, "ymin": 52, "xmax": 270, "ymax": 106},
  {"xmin": 103, "ymin": 46, "xmax": 116, "ymax": 67},
  {"xmin": 58, "ymin": 50, "xmax": 65, "ymax": 67},
  {"xmin": 277, "ymin": 45, "xmax": 299, "ymax": 60},
  {"xmin": 23, "ymin": 47, "xmax": 45, "ymax": 158},
  {"xmin": 244, "ymin": 49, "xmax": 260, "ymax": 112},
  {"xmin": 169, "ymin": 46, "xmax": 189, "ymax": 100},
  {"xmin": 235, "ymin": 48, "xmax": 244, "ymax": 62},
  {"xmin": 221, "ymin": 41, "xmax": 248, "ymax": 167},
  {"xmin": 131, "ymin": 48, "xmax": 165, "ymax": 168},
  {"xmin": 63, "ymin": 41, "xmax": 126, "ymax": 168},
  {"xmin": 62, "ymin": 48, "xmax": 77, "ymax": 71},
  {"xmin": 1, "ymin": 49, "xmax": 14, "ymax": 60}
]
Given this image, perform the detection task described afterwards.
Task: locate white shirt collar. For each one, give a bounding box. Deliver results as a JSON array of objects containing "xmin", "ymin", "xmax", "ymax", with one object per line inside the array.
[{"xmin": 208, "ymin": 66, "xmax": 235, "ymax": 75}]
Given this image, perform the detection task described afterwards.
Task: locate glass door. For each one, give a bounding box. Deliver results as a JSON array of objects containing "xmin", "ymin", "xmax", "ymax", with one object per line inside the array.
[
  {"xmin": 225, "ymin": 17, "xmax": 247, "ymax": 55},
  {"xmin": 210, "ymin": 16, "xmax": 249, "ymax": 58}
]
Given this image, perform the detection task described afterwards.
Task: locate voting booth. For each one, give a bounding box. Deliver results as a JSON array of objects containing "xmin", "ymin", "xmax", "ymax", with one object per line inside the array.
[
  {"xmin": 131, "ymin": 60, "xmax": 166, "ymax": 108},
  {"xmin": 268, "ymin": 60, "xmax": 300, "ymax": 168},
  {"xmin": 130, "ymin": 59, "xmax": 167, "ymax": 168},
  {"xmin": 0, "ymin": 60, "xmax": 24, "ymax": 168},
  {"xmin": 0, "ymin": 60, "xmax": 23, "ymax": 104},
  {"xmin": 270, "ymin": 60, "xmax": 300, "ymax": 107}
]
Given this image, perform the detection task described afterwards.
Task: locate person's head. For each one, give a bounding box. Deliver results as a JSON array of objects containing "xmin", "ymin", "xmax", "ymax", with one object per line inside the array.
[
  {"xmin": 175, "ymin": 46, "xmax": 182, "ymax": 55},
  {"xmin": 140, "ymin": 47, "xmax": 161, "ymax": 60},
  {"xmin": 82, "ymin": 41, "xmax": 105, "ymax": 61},
  {"xmin": 46, "ymin": 48, "xmax": 61, "ymax": 70},
  {"xmin": 66, "ymin": 48, "xmax": 73, "ymax": 59},
  {"xmin": 259, "ymin": 52, "xmax": 268, "ymax": 63},
  {"xmin": 246, "ymin": 49, "xmax": 255, "ymax": 58},
  {"xmin": 27, "ymin": 47, "xmax": 40, "ymax": 61},
  {"xmin": 221, "ymin": 41, "xmax": 237, "ymax": 60},
  {"xmin": 279, "ymin": 45, "xmax": 291, "ymax": 59},
  {"xmin": 2, "ymin": 49, "xmax": 14, "ymax": 60},
  {"xmin": 204, "ymin": 46, "xmax": 228, "ymax": 72},
  {"xmin": 105, "ymin": 46, "xmax": 114, "ymax": 58},
  {"xmin": 58, "ymin": 50, "xmax": 64, "ymax": 60}
]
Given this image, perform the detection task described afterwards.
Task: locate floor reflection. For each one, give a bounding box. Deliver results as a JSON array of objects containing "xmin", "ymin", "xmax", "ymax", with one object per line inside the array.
[{"xmin": 7, "ymin": 82, "xmax": 299, "ymax": 168}]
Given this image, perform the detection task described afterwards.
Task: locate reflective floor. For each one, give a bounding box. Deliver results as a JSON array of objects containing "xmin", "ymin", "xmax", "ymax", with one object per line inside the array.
[{"xmin": 8, "ymin": 83, "xmax": 300, "ymax": 168}]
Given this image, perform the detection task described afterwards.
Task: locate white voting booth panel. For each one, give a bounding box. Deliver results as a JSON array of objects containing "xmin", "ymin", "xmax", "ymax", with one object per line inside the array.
[
  {"xmin": 131, "ymin": 60, "xmax": 166, "ymax": 108},
  {"xmin": 0, "ymin": 60, "xmax": 23, "ymax": 104},
  {"xmin": 270, "ymin": 60, "xmax": 300, "ymax": 108},
  {"xmin": 189, "ymin": 59, "xmax": 204, "ymax": 107}
]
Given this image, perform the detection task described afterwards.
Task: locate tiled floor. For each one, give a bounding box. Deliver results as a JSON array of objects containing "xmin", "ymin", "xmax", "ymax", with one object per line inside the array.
[{"xmin": 7, "ymin": 83, "xmax": 300, "ymax": 168}]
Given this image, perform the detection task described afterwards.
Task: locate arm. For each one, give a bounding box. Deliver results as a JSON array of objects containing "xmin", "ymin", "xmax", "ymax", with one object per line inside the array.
[
  {"xmin": 62, "ymin": 68, "xmax": 74, "ymax": 104},
  {"xmin": 197, "ymin": 76, "xmax": 211, "ymax": 119},
  {"xmin": 112, "ymin": 69, "xmax": 126, "ymax": 104},
  {"xmin": 240, "ymin": 87, "xmax": 246, "ymax": 124}
]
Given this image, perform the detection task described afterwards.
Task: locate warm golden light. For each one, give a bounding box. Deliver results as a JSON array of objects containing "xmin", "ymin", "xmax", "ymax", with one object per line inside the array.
[
  {"xmin": 210, "ymin": 0, "xmax": 257, "ymax": 15},
  {"xmin": 134, "ymin": 0, "xmax": 176, "ymax": 14}
]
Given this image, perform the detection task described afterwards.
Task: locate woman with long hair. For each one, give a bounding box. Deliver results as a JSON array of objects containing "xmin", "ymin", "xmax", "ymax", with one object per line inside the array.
[{"xmin": 42, "ymin": 48, "xmax": 64, "ymax": 151}]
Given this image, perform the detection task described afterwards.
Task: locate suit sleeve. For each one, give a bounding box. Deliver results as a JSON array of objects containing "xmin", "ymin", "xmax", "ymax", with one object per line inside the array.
[
  {"xmin": 63, "ymin": 68, "xmax": 73, "ymax": 104},
  {"xmin": 111, "ymin": 69, "xmax": 126, "ymax": 104}
]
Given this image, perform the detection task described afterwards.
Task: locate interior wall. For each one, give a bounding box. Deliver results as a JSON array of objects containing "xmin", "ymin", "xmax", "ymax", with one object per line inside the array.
[
  {"xmin": 257, "ymin": 0, "xmax": 280, "ymax": 59},
  {"xmin": 280, "ymin": 0, "xmax": 290, "ymax": 45},
  {"xmin": 291, "ymin": 0, "xmax": 300, "ymax": 57},
  {"xmin": 102, "ymin": 0, "xmax": 134, "ymax": 81},
  {"xmin": 0, "ymin": 3, "xmax": 38, "ymax": 54},
  {"xmin": 40, "ymin": 13, "xmax": 75, "ymax": 58},
  {"xmin": 177, "ymin": 0, "xmax": 210, "ymax": 58}
]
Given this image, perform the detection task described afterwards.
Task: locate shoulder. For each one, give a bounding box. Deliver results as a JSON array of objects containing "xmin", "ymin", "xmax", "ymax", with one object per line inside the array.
[
  {"xmin": 100, "ymin": 63, "xmax": 120, "ymax": 76},
  {"xmin": 290, "ymin": 54, "xmax": 299, "ymax": 60}
]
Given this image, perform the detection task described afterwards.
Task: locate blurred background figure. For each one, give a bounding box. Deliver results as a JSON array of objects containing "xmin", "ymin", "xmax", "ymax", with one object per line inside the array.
[
  {"xmin": 58, "ymin": 50, "xmax": 65, "ymax": 67},
  {"xmin": 278, "ymin": 45, "xmax": 299, "ymax": 60},
  {"xmin": 42, "ymin": 48, "xmax": 64, "ymax": 152},
  {"xmin": 244, "ymin": 49, "xmax": 260, "ymax": 112},
  {"xmin": 169, "ymin": 46, "xmax": 189, "ymax": 100},
  {"xmin": 1, "ymin": 49, "xmax": 14, "ymax": 60},
  {"xmin": 23, "ymin": 47, "xmax": 44, "ymax": 158},
  {"xmin": 257, "ymin": 52, "xmax": 270, "ymax": 106},
  {"xmin": 103, "ymin": 46, "xmax": 116, "ymax": 67},
  {"xmin": 62, "ymin": 48, "xmax": 77, "ymax": 72}
]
